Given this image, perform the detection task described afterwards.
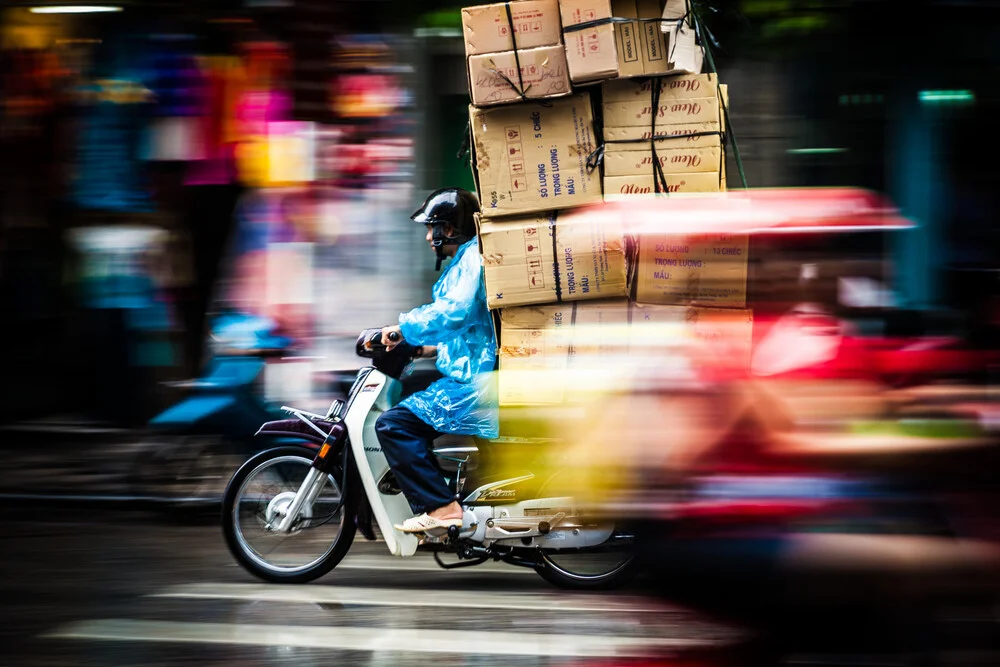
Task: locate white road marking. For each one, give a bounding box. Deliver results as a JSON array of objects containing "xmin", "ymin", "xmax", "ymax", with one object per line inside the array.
[
  {"xmin": 45, "ymin": 619, "xmax": 712, "ymax": 657},
  {"xmin": 152, "ymin": 582, "xmax": 674, "ymax": 613},
  {"xmin": 337, "ymin": 555, "xmax": 535, "ymax": 574}
]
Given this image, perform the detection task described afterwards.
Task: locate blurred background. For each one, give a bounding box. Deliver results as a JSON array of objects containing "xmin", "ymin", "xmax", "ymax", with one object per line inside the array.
[
  {"xmin": 1, "ymin": 1, "xmax": 1000, "ymax": 666},
  {"xmin": 1, "ymin": 0, "xmax": 998, "ymax": 427}
]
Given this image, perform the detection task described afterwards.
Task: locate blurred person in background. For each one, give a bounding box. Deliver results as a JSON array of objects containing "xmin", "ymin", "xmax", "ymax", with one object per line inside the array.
[
  {"xmin": 224, "ymin": 187, "xmax": 317, "ymax": 343},
  {"xmin": 373, "ymin": 188, "xmax": 498, "ymax": 533}
]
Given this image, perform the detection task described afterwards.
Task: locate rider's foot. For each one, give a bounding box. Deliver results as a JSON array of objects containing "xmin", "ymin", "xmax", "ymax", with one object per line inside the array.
[
  {"xmin": 394, "ymin": 513, "xmax": 463, "ymax": 533},
  {"xmin": 428, "ymin": 501, "xmax": 463, "ymax": 522}
]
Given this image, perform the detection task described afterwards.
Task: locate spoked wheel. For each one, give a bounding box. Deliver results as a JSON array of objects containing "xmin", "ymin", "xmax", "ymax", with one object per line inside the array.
[
  {"xmin": 534, "ymin": 529, "xmax": 639, "ymax": 590},
  {"xmin": 222, "ymin": 446, "xmax": 357, "ymax": 583}
]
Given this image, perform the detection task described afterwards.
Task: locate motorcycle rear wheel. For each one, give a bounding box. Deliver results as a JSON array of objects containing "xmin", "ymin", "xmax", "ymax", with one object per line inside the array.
[
  {"xmin": 222, "ymin": 445, "xmax": 358, "ymax": 584},
  {"xmin": 533, "ymin": 530, "xmax": 639, "ymax": 590}
]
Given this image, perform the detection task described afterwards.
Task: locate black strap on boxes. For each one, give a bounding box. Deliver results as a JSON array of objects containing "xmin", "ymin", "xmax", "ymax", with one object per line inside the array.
[
  {"xmin": 485, "ymin": 2, "xmax": 558, "ymax": 105},
  {"xmin": 562, "ymin": 15, "xmax": 686, "ymax": 34},
  {"xmin": 547, "ymin": 210, "xmax": 563, "ymax": 303},
  {"xmin": 576, "ymin": 0, "xmax": 748, "ymax": 192},
  {"xmin": 459, "ymin": 2, "xmax": 552, "ymax": 164},
  {"xmin": 689, "ymin": 1, "xmax": 747, "ymax": 190},
  {"xmin": 484, "ymin": 3, "xmax": 533, "ymax": 102}
]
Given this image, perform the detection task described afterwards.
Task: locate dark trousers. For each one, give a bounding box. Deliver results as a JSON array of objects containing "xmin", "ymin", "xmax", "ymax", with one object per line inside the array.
[{"xmin": 374, "ymin": 406, "xmax": 455, "ymax": 514}]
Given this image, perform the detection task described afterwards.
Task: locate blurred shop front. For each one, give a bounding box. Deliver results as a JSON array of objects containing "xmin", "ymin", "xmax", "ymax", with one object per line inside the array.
[{"xmin": 0, "ymin": 1, "xmax": 422, "ymax": 425}]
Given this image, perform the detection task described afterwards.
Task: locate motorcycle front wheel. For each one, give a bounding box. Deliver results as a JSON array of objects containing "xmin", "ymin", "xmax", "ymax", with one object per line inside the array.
[{"xmin": 221, "ymin": 446, "xmax": 358, "ymax": 584}]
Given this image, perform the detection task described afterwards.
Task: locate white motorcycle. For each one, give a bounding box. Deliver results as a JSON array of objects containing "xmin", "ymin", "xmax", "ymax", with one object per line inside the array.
[{"xmin": 222, "ymin": 328, "xmax": 637, "ymax": 589}]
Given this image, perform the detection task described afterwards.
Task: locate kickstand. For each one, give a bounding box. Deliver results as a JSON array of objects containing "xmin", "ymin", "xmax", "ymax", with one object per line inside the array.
[{"xmin": 433, "ymin": 551, "xmax": 489, "ymax": 570}]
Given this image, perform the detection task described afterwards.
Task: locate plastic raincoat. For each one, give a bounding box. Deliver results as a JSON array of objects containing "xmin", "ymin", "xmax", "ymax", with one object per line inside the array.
[{"xmin": 397, "ymin": 239, "xmax": 498, "ymax": 439}]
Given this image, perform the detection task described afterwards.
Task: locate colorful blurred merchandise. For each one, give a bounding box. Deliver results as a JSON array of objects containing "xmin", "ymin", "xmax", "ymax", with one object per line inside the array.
[
  {"xmin": 184, "ymin": 55, "xmax": 246, "ymax": 185},
  {"xmin": 333, "ymin": 73, "xmax": 403, "ymax": 119},
  {"xmin": 223, "ymin": 190, "xmax": 318, "ymax": 342}
]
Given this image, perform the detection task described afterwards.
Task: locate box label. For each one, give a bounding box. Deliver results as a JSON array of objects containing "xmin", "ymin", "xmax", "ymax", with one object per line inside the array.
[
  {"xmin": 471, "ymin": 93, "xmax": 602, "ymax": 217},
  {"xmin": 635, "ymin": 233, "xmax": 749, "ymax": 308},
  {"xmin": 603, "ymin": 171, "xmax": 723, "ymax": 197},
  {"xmin": 603, "ymin": 146, "xmax": 722, "ymax": 176},
  {"xmin": 603, "ymin": 95, "xmax": 721, "ymax": 127}
]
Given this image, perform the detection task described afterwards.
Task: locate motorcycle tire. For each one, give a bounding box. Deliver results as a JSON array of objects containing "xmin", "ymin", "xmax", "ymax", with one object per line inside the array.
[
  {"xmin": 222, "ymin": 445, "xmax": 359, "ymax": 584},
  {"xmin": 534, "ymin": 549, "xmax": 639, "ymax": 590}
]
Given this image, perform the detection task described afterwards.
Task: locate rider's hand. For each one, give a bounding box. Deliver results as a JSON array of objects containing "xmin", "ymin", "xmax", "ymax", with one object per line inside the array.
[{"xmin": 381, "ymin": 325, "xmax": 403, "ymax": 351}]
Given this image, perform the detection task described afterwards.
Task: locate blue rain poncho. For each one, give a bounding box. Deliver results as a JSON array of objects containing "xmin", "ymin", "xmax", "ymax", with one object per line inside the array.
[{"xmin": 397, "ymin": 239, "xmax": 499, "ymax": 439}]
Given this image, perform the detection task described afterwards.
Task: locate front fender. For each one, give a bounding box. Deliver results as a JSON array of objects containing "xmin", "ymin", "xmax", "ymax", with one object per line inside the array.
[{"xmin": 255, "ymin": 418, "xmax": 337, "ymax": 445}]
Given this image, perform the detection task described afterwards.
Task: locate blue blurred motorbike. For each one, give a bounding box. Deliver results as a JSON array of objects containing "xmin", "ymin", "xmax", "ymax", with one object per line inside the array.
[{"xmin": 129, "ymin": 312, "xmax": 301, "ymax": 501}]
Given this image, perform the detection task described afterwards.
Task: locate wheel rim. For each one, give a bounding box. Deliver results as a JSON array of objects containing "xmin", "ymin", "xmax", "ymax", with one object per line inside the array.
[
  {"xmin": 539, "ymin": 531, "xmax": 636, "ymax": 582},
  {"xmin": 232, "ymin": 455, "xmax": 347, "ymax": 574}
]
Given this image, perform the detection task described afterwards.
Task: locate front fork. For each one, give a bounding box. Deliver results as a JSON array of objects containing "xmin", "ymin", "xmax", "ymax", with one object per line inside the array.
[
  {"xmin": 275, "ymin": 466, "xmax": 328, "ymax": 532},
  {"xmin": 273, "ymin": 406, "xmax": 349, "ymax": 534}
]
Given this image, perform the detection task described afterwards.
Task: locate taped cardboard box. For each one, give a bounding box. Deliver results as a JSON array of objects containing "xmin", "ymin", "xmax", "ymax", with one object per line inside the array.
[
  {"xmin": 468, "ymin": 45, "xmax": 571, "ymax": 106},
  {"xmin": 604, "ymin": 170, "xmax": 723, "ymax": 197},
  {"xmin": 602, "ymin": 73, "xmax": 719, "ymax": 104},
  {"xmin": 497, "ymin": 299, "xmax": 631, "ymax": 405},
  {"xmin": 558, "ymin": 0, "xmax": 668, "ymax": 82},
  {"xmin": 603, "ymin": 88, "xmax": 726, "ymax": 127},
  {"xmin": 470, "ymin": 93, "xmax": 602, "ymax": 217},
  {"xmin": 558, "ymin": 0, "xmax": 619, "ymax": 83},
  {"xmin": 603, "ymin": 145, "xmax": 722, "ymax": 176},
  {"xmin": 614, "ymin": 0, "xmax": 671, "ymax": 78},
  {"xmin": 463, "ymin": 0, "xmax": 562, "ymax": 56},
  {"xmin": 603, "ymin": 122, "xmax": 723, "ymax": 149},
  {"xmin": 634, "ymin": 232, "xmax": 749, "ymax": 308},
  {"xmin": 477, "ymin": 206, "xmax": 628, "ymax": 309},
  {"xmin": 603, "ymin": 83, "xmax": 727, "ymax": 127},
  {"xmin": 497, "ymin": 300, "xmax": 754, "ymax": 404}
]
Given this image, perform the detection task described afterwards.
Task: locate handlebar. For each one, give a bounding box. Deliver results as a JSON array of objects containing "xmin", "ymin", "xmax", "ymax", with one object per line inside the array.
[
  {"xmin": 366, "ymin": 329, "xmax": 401, "ymax": 350},
  {"xmin": 356, "ymin": 327, "xmax": 416, "ymax": 378}
]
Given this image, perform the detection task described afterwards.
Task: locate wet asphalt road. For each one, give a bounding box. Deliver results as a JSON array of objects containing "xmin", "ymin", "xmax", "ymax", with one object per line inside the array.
[
  {"xmin": 6, "ymin": 508, "xmax": 1000, "ymax": 667},
  {"xmin": 1, "ymin": 509, "xmax": 747, "ymax": 667}
]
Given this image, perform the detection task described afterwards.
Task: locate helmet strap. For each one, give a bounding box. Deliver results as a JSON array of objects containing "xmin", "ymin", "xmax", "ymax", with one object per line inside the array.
[
  {"xmin": 430, "ymin": 223, "xmax": 470, "ymax": 271},
  {"xmin": 431, "ymin": 223, "xmax": 448, "ymax": 271}
]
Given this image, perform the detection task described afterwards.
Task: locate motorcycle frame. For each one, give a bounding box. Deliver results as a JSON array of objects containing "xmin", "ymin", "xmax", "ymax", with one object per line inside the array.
[{"xmin": 271, "ymin": 366, "xmax": 616, "ymax": 560}]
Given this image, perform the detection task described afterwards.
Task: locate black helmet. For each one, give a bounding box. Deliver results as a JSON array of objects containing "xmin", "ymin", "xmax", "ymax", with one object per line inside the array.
[{"xmin": 411, "ymin": 188, "xmax": 479, "ymax": 270}]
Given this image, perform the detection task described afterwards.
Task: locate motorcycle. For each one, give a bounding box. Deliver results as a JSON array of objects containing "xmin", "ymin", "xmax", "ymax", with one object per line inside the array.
[{"xmin": 221, "ymin": 328, "xmax": 637, "ymax": 588}]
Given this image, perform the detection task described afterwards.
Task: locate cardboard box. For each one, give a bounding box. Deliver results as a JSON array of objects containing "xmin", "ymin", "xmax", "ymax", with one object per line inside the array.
[
  {"xmin": 604, "ymin": 171, "xmax": 723, "ymax": 197},
  {"xmin": 630, "ymin": 302, "xmax": 754, "ymax": 378},
  {"xmin": 660, "ymin": 14, "xmax": 703, "ymax": 75},
  {"xmin": 602, "ymin": 83, "xmax": 727, "ymax": 127},
  {"xmin": 604, "ymin": 93, "xmax": 720, "ymax": 127},
  {"xmin": 497, "ymin": 299, "xmax": 631, "ymax": 404},
  {"xmin": 611, "ymin": 0, "xmax": 670, "ymax": 79},
  {"xmin": 558, "ymin": 0, "xmax": 619, "ymax": 83},
  {"xmin": 499, "ymin": 298, "xmax": 631, "ymax": 329},
  {"xmin": 470, "ymin": 93, "xmax": 603, "ymax": 217},
  {"xmin": 477, "ymin": 207, "xmax": 628, "ymax": 309},
  {"xmin": 497, "ymin": 300, "xmax": 753, "ymax": 404},
  {"xmin": 659, "ymin": 0, "xmax": 704, "ymax": 74},
  {"xmin": 602, "ymin": 73, "xmax": 718, "ymax": 104},
  {"xmin": 468, "ymin": 45, "xmax": 572, "ymax": 106},
  {"xmin": 634, "ymin": 232, "xmax": 749, "ymax": 308},
  {"xmin": 463, "ymin": 0, "xmax": 562, "ymax": 56},
  {"xmin": 603, "ymin": 145, "xmax": 723, "ymax": 176},
  {"xmin": 603, "ymin": 122, "xmax": 723, "ymax": 148}
]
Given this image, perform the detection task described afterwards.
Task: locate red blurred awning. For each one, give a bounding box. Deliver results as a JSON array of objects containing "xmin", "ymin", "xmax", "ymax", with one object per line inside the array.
[{"xmin": 599, "ymin": 188, "xmax": 914, "ymax": 236}]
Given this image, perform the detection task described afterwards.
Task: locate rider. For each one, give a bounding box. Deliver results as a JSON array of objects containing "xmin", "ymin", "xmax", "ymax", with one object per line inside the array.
[{"xmin": 374, "ymin": 188, "xmax": 498, "ymax": 533}]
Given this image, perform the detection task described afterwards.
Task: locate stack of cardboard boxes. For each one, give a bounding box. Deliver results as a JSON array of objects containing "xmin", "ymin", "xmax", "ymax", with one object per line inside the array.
[
  {"xmin": 601, "ymin": 74, "xmax": 728, "ymax": 197},
  {"xmin": 457, "ymin": 0, "xmax": 750, "ymax": 408}
]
